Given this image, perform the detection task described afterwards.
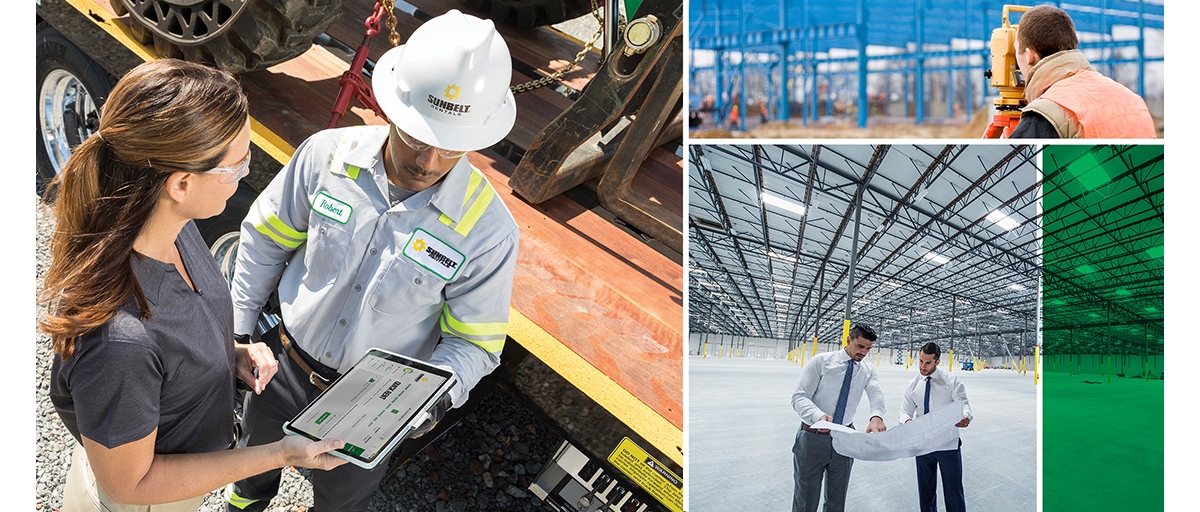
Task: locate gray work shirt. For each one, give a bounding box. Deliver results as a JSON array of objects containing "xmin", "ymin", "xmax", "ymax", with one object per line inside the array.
[
  {"xmin": 51, "ymin": 221, "xmax": 236, "ymax": 452},
  {"xmin": 231, "ymin": 125, "xmax": 519, "ymax": 407}
]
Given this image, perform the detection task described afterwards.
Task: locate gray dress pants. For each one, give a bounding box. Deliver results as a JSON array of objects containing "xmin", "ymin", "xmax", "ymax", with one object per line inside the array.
[{"xmin": 792, "ymin": 427, "xmax": 854, "ymax": 512}]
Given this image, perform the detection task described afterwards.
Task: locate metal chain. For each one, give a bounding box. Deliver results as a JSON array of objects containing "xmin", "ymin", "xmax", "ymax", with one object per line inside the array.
[
  {"xmin": 510, "ymin": 0, "xmax": 624, "ymax": 94},
  {"xmin": 383, "ymin": 0, "xmax": 401, "ymax": 46}
]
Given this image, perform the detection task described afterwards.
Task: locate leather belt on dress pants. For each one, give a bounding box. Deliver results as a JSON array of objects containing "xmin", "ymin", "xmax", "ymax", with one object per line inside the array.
[
  {"xmin": 278, "ymin": 324, "xmax": 340, "ymax": 391},
  {"xmin": 801, "ymin": 422, "xmax": 853, "ymax": 435}
]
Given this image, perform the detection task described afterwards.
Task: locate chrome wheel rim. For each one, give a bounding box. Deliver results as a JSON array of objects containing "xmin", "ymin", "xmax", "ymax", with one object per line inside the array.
[
  {"xmin": 210, "ymin": 231, "xmax": 241, "ymax": 286},
  {"xmin": 39, "ymin": 69, "xmax": 99, "ymax": 175}
]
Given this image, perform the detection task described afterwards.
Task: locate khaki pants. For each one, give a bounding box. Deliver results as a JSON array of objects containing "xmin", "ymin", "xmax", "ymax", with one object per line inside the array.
[{"xmin": 64, "ymin": 443, "xmax": 206, "ymax": 512}]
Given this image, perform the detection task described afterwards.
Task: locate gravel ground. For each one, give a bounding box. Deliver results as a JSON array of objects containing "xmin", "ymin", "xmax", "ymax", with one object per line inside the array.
[{"xmin": 34, "ymin": 199, "xmax": 564, "ymax": 512}]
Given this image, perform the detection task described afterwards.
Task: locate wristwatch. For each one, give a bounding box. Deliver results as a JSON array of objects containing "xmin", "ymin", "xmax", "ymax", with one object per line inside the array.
[{"xmin": 234, "ymin": 334, "xmax": 253, "ymax": 345}]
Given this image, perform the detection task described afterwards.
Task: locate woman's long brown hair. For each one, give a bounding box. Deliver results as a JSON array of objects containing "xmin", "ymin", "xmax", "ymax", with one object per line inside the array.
[{"xmin": 39, "ymin": 59, "xmax": 248, "ymax": 359}]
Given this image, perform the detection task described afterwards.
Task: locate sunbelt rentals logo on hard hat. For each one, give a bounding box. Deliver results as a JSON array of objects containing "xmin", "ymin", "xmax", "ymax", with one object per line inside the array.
[{"xmin": 428, "ymin": 83, "xmax": 470, "ymax": 117}]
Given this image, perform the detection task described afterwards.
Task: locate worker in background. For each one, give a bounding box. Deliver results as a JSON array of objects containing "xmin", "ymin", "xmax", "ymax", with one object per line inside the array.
[
  {"xmin": 729, "ymin": 103, "xmax": 740, "ymax": 130},
  {"xmin": 899, "ymin": 342, "xmax": 973, "ymax": 512},
  {"xmin": 225, "ymin": 10, "xmax": 520, "ymax": 512},
  {"xmin": 1008, "ymin": 4, "xmax": 1155, "ymax": 138},
  {"xmin": 790, "ymin": 324, "xmax": 887, "ymax": 512}
]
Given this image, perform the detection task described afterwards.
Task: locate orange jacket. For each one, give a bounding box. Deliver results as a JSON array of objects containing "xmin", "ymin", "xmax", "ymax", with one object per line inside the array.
[{"xmin": 1019, "ymin": 50, "xmax": 1155, "ymax": 138}]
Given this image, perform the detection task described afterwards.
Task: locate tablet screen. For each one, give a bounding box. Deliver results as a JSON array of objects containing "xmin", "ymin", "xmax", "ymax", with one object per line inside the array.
[{"xmin": 286, "ymin": 350, "xmax": 453, "ymax": 464}]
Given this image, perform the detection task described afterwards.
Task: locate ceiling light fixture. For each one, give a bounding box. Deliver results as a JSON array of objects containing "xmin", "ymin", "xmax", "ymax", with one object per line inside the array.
[
  {"xmin": 923, "ymin": 251, "xmax": 950, "ymax": 265},
  {"xmin": 762, "ymin": 190, "xmax": 807, "ymax": 217},
  {"xmin": 987, "ymin": 210, "xmax": 1021, "ymax": 231}
]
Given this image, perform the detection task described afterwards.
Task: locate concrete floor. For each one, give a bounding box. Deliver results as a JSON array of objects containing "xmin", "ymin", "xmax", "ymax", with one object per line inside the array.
[
  {"xmin": 687, "ymin": 355, "xmax": 1037, "ymax": 511},
  {"xmin": 1042, "ymin": 371, "xmax": 1163, "ymax": 512}
]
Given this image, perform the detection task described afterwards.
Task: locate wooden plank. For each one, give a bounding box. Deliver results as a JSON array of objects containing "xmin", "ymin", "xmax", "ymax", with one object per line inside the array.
[{"xmin": 467, "ymin": 150, "xmax": 684, "ymax": 430}]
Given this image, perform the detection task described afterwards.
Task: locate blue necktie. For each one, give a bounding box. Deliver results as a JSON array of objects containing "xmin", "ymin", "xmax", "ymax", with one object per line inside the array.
[
  {"xmin": 832, "ymin": 360, "xmax": 854, "ymax": 424},
  {"xmin": 924, "ymin": 376, "xmax": 932, "ymax": 415}
]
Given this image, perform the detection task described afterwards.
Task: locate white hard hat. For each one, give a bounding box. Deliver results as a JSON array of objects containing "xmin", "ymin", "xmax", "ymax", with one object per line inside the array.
[{"xmin": 372, "ymin": 9, "xmax": 517, "ymax": 152}]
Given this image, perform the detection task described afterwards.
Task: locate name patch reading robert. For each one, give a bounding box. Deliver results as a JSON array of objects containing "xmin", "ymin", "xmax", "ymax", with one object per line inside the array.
[
  {"xmin": 403, "ymin": 229, "xmax": 465, "ymax": 281},
  {"xmin": 312, "ymin": 192, "xmax": 353, "ymax": 224}
]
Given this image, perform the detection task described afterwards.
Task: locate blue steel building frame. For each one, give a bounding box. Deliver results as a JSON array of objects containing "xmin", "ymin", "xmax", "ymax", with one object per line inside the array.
[{"xmin": 688, "ymin": 0, "xmax": 1164, "ymax": 129}]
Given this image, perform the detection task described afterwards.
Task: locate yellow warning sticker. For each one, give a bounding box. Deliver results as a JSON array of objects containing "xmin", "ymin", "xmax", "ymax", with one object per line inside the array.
[{"xmin": 607, "ymin": 437, "xmax": 683, "ymax": 512}]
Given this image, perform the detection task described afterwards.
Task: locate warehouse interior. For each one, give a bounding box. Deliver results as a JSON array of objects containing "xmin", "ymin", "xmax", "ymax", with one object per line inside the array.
[
  {"xmin": 1040, "ymin": 144, "xmax": 1164, "ymax": 511},
  {"xmin": 686, "ymin": 143, "xmax": 1040, "ymax": 510}
]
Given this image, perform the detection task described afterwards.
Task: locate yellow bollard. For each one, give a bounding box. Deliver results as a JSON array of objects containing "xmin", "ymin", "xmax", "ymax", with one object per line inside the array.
[
  {"xmin": 812, "ymin": 337, "xmax": 818, "ymax": 358},
  {"xmin": 801, "ymin": 343, "xmax": 807, "ymax": 367},
  {"xmin": 841, "ymin": 320, "xmax": 851, "ymax": 348},
  {"xmin": 702, "ymin": 343, "xmax": 707, "ymax": 359},
  {"xmin": 949, "ymin": 349, "xmax": 954, "ymax": 372},
  {"xmin": 876, "ymin": 350, "xmax": 880, "ymax": 367},
  {"xmin": 1034, "ymin": 346, "xmax": 1040, "ymax": 385}
]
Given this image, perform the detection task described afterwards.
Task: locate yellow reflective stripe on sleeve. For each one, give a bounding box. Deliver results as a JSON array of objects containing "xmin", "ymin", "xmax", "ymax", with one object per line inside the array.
[
  {"xmin": 454, "ymin": 182, "xmax": 495, "ymax": 237},
  {"xmin": 438, "ymin": 170, "xmax": 494, "ymax": 237},
  {"xmin": 225, "ymin": 489, "xmax": 260, "ymax": 510},
  {"xmin": 250, "ymin": 201, "xmax": 307, "ymax": 249},
  {"xmin": 254, "ymin": 222, "xmax": 303, "ymax": 249},
  {"xmin": 346, "ymin": 165, "xmax": 360, "ymax": 180},
  {"xmin": 440, "ymin": 305, "xmax": 507, "ymax": 353}
]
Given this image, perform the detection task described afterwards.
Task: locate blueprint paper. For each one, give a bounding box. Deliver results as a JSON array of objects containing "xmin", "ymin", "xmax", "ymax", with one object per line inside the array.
[{"xmin": 828, "ymin": 401, "xmax": 964, "ymax": 461}]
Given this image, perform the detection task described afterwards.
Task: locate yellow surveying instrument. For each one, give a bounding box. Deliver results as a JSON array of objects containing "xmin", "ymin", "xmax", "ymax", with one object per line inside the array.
[{"xmin": 983, "ymin": 5, "xmax": 1030, "ymax": 138}]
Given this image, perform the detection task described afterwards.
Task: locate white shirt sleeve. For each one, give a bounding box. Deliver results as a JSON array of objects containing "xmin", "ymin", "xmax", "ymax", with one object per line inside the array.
[
  {"xmin": 949, "ymin": 373, "xmax": 972, "ymax": 420},
  {"xmin": 791, "ymin": 355, "xmax": 826, "ymax": 426},
  {"xmin": 899, "ymin": 376, "xmax": 917, "ymax": 423},
  {"xmin": 863, "ymin": 365, "xmax": 887, "ymax": 423}
]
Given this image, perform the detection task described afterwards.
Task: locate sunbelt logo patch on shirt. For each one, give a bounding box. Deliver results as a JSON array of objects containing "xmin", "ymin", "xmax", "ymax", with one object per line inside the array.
[
  {"xmin": 312, "ymin": 191, "xmax": 352, "ymax": 224},
  {"xmin": 403, "ymin": 228, "xmax": 464, "ymax": 281}
]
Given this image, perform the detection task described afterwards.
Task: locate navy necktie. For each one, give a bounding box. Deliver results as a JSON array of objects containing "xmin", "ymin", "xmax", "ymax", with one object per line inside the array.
[
  {"xmin": 832, "ymin": 359, "xmax": 854, "ymax": 424},
  {"xmin": 924, "ymin": 376, "xmax": 932, "ymax": 415}
]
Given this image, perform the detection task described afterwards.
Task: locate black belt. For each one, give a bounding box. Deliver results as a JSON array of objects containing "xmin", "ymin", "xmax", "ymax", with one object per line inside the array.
[{"xmin": 278, "ymin": 323, "xmax": 341, "ymax": 391}]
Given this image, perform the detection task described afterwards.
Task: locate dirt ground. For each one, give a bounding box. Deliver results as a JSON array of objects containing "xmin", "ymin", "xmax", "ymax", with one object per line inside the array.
[{"xmin": 689, "ymin": 109, "xmax": 1166, "ymax": 140}]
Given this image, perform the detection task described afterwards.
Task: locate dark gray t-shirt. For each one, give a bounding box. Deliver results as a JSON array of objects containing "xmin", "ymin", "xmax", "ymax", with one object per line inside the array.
[{"xmin": 50, "ymin": 221, "xmax": 236, "ymax": 453}]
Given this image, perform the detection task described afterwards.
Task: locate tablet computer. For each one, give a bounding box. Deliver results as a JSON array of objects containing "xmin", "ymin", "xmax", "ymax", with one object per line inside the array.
[{"xmin": 282, "ymin": 347, "xmax": 457, "ymax": 469}]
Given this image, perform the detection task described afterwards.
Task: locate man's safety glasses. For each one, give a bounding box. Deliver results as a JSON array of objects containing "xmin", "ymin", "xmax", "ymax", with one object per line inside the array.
[{"xmin": 397, "ymin": 129, "xmax": 469, "ymax": 159}]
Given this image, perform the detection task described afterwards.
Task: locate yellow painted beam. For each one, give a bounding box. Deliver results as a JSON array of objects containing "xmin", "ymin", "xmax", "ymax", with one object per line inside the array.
[{"xmin": 507, "ymin": 308, "xmax": 682, "ymax": 467}]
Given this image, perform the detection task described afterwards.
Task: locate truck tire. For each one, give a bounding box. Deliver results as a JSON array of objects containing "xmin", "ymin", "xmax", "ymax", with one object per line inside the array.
[
  {"xmin": 464, "ymin": 0, "xmax": 594, "ymax": 28},
  {"xmin": 113, "ymin": 0, "xmax": 342, "ymax": 74},
  {"xmin": 36, "ymin": 22, "xmax": 117, "ymax": 198}
]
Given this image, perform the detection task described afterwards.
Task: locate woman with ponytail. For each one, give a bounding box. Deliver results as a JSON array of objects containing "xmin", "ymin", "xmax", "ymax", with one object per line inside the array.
[{"xmin": 39, "ymin": 59, "xmax": 346, "ymax": 512}]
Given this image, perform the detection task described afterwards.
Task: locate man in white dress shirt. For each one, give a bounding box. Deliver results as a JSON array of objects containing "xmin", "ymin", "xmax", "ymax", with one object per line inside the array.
[
  {"xmin": 899, "ymin": 342, "xmax": 973, "ymax": 512},
  {"xmin": 790, "ymin": 324, "xmax": 887, "ymax": 512}
]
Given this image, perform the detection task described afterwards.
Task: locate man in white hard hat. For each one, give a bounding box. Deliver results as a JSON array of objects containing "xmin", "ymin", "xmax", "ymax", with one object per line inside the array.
[{"xmin": 225, "ymin": 10, "xmax": 519, "ymax": 511}]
